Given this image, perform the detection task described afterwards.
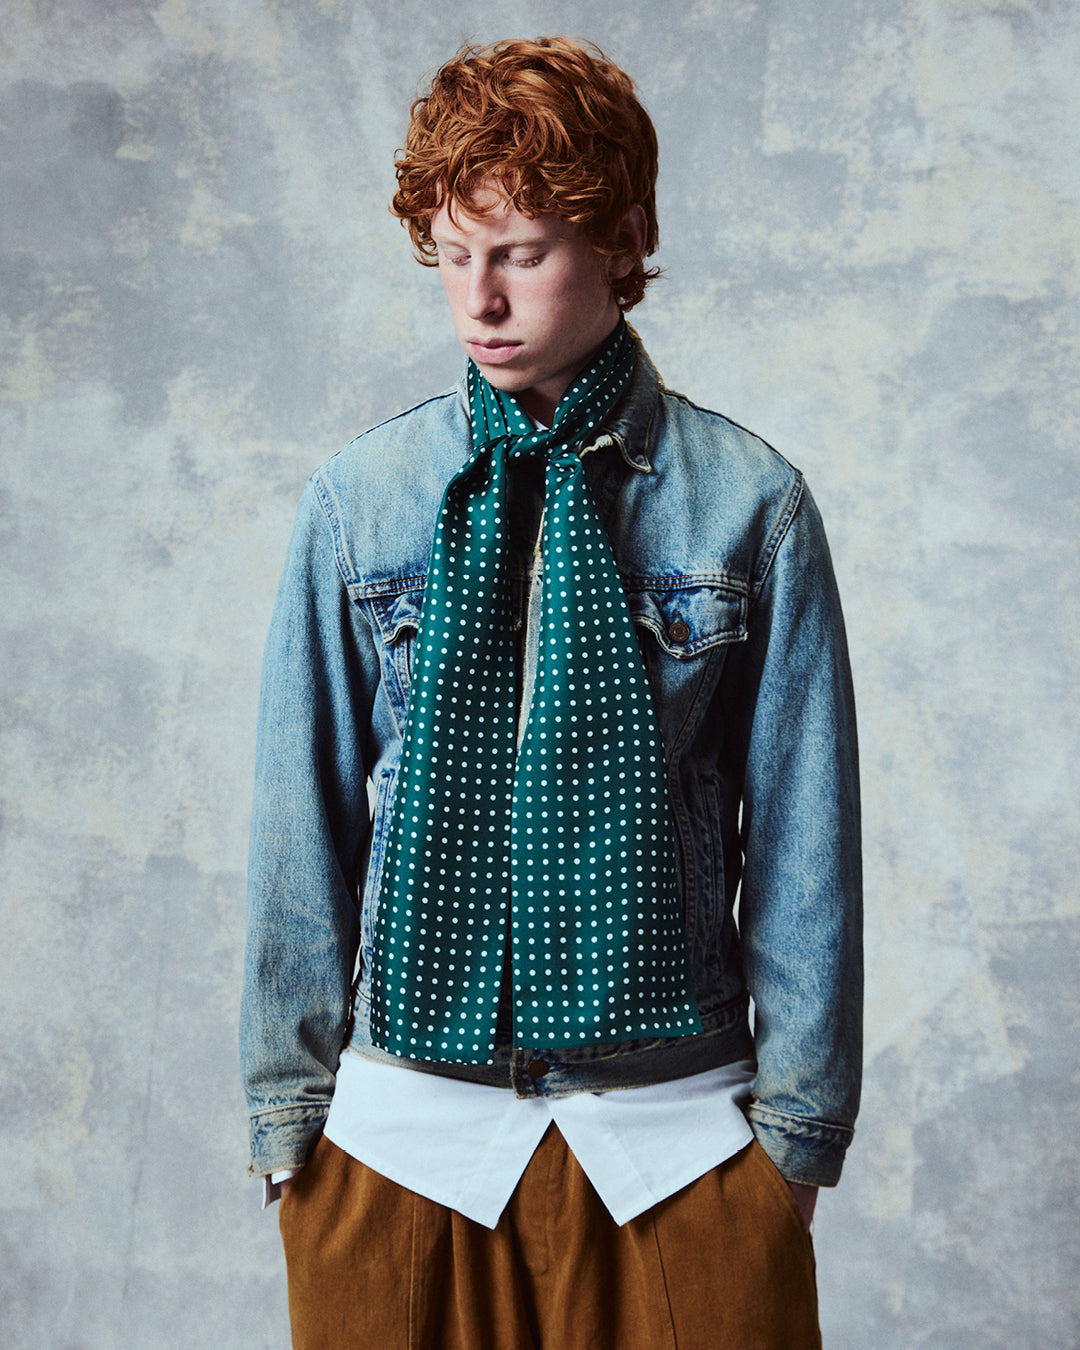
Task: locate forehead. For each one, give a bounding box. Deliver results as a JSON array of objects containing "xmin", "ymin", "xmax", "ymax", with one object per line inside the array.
[{"xmin": 430, "ymin": 187, "xmax": 576, "ymax": 245}]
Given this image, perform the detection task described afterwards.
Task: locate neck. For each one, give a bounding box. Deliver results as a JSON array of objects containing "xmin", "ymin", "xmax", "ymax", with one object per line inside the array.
[{"xmin": 514, "ymin": 384, "xmax": 560, "ymax": 427}]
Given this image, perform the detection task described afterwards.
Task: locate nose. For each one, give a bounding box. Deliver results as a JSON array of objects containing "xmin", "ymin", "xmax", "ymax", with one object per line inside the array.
[{"xmin": 465, "ymin": 263, "xmax": 507, "ymax": 321}]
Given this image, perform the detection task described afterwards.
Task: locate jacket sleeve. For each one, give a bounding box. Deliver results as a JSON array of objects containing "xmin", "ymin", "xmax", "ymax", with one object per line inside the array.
[
  {"xmin": 726, "ymin": 479, "xmax": 862, "ymax": 1187},
  {"xmin": 239, "ymin": 480, "xmax": 378, "ymax": 1177}
]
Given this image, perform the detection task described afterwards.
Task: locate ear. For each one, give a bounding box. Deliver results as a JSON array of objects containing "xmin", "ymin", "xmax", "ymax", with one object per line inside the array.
[{"xmin": 607, "ymin": 205, "xmax": 648, "ymax": 281}]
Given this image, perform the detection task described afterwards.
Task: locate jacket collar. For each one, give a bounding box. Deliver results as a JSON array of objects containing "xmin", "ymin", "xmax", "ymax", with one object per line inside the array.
[{"xmin": 598, "ymin": 326, "xmax": 660, "ymax": 473}]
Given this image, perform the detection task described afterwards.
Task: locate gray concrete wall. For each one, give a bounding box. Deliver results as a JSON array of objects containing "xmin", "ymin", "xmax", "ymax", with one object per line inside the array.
[{"xmin": 2, "ymin": 2, "xmax": 1077, "ymax": 1345}]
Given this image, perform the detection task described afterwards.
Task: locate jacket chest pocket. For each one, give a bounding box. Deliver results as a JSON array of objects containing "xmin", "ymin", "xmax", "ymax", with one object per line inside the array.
[{"xmin": 625, "ymin": 579, "xmax": 747, "ymax": 676}]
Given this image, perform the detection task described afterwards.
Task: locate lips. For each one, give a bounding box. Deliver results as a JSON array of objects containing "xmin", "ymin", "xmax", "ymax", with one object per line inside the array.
[{"xmin": 466, "ymin": 339, "xmax": 523, "ymax": 365}]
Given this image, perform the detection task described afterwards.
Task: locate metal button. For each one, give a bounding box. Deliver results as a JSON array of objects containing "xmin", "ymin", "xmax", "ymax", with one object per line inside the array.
[
  {"xmin": 526, "ymin": 1058, "xmax": 550, "ymax": 1079},
  {"xmin": 668, "ymin": 619, "xmax": 691, "ymax": 644}
]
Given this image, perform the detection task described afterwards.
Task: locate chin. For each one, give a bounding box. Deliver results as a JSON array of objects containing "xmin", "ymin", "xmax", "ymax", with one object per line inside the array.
[{"xmin": 477, "ymin": 366, "xmax": 532, "ymax": 393}]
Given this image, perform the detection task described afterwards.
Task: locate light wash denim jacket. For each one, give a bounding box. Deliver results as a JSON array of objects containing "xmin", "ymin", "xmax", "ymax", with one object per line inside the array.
[{"xmin": 240, "ymin": 340, "xmax": 862, "ymax": 1188}]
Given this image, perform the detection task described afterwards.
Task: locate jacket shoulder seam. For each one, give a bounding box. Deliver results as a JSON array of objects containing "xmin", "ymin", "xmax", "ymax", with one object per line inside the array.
[
  {"xmin": 325, "ymin": 386, "xmax": 460, "ymax": 460},
  {"xmin": 309, "ymin": 386, "xmax": 461, "ymax": 592},
  {"xmin": 309, "ymin": 472, "xmax": 362, "ymax": 591},
  {"xmin": 752, "ymin": 471, "xmax": 805, "ymax": 599}
]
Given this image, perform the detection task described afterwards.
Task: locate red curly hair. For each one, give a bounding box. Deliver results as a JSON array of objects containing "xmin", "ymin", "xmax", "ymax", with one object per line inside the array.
[{"xmin": 391, "ymin": 37, "xmax": 660, "ymax": 311}]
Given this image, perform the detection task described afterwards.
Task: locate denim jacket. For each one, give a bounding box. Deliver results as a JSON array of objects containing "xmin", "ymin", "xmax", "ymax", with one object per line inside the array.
[{"xmin": 240, "ymin": 339, "xmax": 862, "ymax": 1188}]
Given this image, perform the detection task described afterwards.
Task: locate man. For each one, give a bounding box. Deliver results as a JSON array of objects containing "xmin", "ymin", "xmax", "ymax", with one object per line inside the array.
[{"xmin": 241, "ymin": 36, "xmax": 861, "ymax": 1349}]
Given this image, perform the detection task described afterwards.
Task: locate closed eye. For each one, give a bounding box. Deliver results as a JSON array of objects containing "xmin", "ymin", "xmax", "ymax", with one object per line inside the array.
[{"xmin": 435, "ymin": 247, "xmax": 546, "ymax": 269}]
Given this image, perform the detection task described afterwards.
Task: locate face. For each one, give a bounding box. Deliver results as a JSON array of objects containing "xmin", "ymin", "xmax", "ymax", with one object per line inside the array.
[{"xmin": 430, "ymin": 187, "xmax": 629, "ymax": 426}]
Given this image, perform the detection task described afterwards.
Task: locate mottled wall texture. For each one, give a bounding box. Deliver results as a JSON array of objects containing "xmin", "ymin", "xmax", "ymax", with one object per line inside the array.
[{"xmin": 2, "ymin": 1, "xmax": 1077, "ymax": 1346}]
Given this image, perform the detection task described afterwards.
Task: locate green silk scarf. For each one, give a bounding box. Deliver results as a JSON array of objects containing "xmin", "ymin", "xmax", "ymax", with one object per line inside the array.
[{"xmin": 370, "ymin": 320, "xmax": 701, "ymax": 1064}]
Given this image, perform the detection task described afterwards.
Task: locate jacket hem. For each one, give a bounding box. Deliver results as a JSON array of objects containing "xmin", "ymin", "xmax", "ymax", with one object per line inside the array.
[{"xmin": 345, "ymin": 995, "xmax": 756, "ymax": 1099}]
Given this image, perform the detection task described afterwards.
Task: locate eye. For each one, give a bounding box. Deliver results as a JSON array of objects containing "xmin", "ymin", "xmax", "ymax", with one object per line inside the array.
[
  {"xmin": 436, "ymin": 247, "xmax": 470, "ymax": 267},
  {"xmin": 506, "ymin": 254, "xmax": 543, "ymax": 268}
]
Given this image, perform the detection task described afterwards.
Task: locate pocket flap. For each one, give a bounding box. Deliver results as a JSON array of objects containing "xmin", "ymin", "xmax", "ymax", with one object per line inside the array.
[
  {"xmin": 626, "ymin": 582, "xmax": 747, "ymax": 659},
  {"xmin": 370, "ymin": 588, "xmax": 425, "ymax": 645}
]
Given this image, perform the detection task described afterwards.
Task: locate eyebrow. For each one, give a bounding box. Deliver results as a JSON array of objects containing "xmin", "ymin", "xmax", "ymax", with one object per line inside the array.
[{"xmin": 430, "ymin": 232, "xmax": 554, "ymax": 249}]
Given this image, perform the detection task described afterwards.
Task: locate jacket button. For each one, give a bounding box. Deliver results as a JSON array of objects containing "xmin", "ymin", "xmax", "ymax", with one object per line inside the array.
[
  {"xmin": 668, "ymin": 619, "xmax": 691, "ymax": 644},
  {"xmin": 526, "ymin": 1058, "xmax": 550, "ymax": 1079}
]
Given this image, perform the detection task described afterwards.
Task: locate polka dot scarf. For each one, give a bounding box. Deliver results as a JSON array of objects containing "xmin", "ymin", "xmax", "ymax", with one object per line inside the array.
[{"xmin": 370, "ymin": 319, "xmax": 702, "ymax": 1064}]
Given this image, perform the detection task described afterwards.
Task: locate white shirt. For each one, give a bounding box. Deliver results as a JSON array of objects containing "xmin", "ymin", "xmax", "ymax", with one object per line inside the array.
[{"xmin": 264, "ymin": 1049, "xmax": 757, "ymax": 1228}]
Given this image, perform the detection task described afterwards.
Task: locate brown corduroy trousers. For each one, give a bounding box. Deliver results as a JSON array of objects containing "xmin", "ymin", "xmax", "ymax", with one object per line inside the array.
[{"xmin": 279, "ymin": 1126, "xmax": 822, "ymax": 1349}]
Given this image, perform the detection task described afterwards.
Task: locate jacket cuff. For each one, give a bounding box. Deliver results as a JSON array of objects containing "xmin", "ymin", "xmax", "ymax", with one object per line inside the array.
[
  {"xmin": 247, "ymin": 1101, "xmax": 329, "ymax": 1178},
  {"xmin": 747, "ymin": 1102, "xmax": 854, "ymax": 1188}
]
